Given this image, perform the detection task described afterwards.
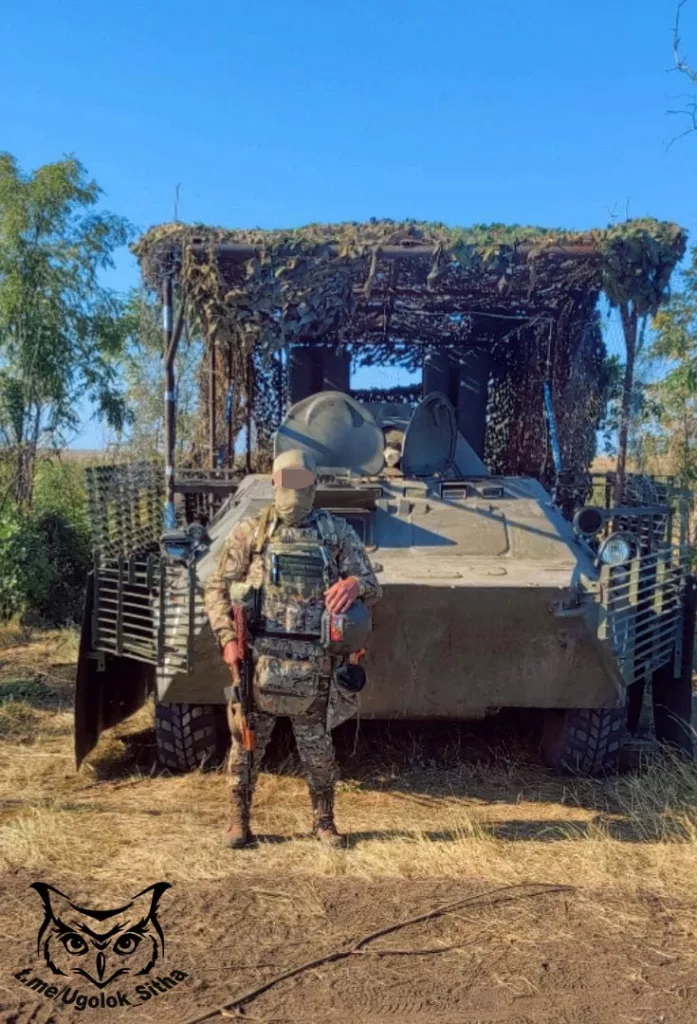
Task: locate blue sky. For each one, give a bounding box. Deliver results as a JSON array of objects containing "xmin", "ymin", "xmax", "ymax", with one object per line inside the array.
[{"xmin": 3, "ymin": 0, "xmax": 697, "ymax": 446}]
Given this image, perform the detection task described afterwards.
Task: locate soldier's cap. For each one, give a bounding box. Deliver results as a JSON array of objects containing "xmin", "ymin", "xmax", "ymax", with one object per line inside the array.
[{"xmin": 272, "ymin": 449, "xmax": 317, "ymax": 489}]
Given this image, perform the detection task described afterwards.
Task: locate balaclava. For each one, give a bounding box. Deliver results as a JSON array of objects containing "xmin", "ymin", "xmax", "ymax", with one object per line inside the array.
[{"xmin": 272, "ymin": 449, "xmax": 317, "ymax": 526}]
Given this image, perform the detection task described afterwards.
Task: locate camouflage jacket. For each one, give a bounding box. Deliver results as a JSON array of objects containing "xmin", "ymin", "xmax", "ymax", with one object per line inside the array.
[{"xmin": 204, "ymin": 507, "xmax": 382, "ymax": 649}]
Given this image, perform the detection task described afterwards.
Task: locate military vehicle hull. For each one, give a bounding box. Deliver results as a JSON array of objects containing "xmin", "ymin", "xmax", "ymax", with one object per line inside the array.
[{"xmin": 153, "ymin": 471, "xmax": 621, "ymax": 717}]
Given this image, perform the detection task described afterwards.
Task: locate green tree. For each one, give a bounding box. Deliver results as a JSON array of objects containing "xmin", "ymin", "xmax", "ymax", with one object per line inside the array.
[
  {"xmin": 648, "ymin": 247, "xmax": 697, "ymax": 487},
  {"xmin": 0, "ymin": 153, "xmax": 133, "ymax": 506},
  {"xmin": 121, "ymin": 289, "xmax": 201, "ymax": 461}
]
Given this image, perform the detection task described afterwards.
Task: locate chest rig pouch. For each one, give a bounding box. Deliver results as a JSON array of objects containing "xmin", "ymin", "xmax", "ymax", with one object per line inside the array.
[{"xmin": 252, "ymin": 514, "xmax": 336, "ymax": 715}]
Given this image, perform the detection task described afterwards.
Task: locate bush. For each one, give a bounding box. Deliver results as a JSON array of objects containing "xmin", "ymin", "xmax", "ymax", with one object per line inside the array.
[
  {"xmin": 25, "ymin": 510, "xmax": 91, "ymax": 624},
  {"xmin": 0, "ymin": 460, "xmax": 92, "ymax": 625},
  {"xmin": 0, "ymin": 510, "xmax": 27, "ymax": 621}
]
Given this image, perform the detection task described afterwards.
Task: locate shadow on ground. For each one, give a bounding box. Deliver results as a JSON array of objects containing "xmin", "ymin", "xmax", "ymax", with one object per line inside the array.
[
  {"xmin": 79, "ymin": 705, "xmax": 697, "ymax": 843},
  {"xmin": 0, "ymin": 678, "xmax": 71, "ymax": 709},
  {"xmin": 90, "ymin": 707, "xmax": 545, "ymax": 785}
]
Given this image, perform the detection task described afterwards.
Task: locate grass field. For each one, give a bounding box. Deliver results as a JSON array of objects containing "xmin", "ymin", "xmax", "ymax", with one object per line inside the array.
[{"xmin": 1, "ymin": 625, "xmax": 697, "ymax": 1022}]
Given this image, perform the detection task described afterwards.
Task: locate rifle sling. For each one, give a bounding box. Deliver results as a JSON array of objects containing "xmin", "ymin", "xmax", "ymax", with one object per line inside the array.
[{"xmin": 252, "ymin": 504, "xmax": 274, "ymax": 554}]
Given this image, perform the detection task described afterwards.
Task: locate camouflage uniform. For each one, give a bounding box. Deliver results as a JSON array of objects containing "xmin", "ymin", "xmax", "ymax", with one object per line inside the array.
[{"xmin": 204, "ymin": 506, "xmax": 381, "ymax": 805}]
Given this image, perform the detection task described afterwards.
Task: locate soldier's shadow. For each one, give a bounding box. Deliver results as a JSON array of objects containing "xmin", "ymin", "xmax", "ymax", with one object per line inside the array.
[
  {"xmin": 343, "ymin": 828, "xmax": 460, "ymax": 848},
  {"xmin": 254, "ymin": 833, "xmax": 299, "ymax": 845}
]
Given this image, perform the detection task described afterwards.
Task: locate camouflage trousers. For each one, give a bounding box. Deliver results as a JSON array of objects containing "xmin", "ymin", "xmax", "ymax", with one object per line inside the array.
[{"xmin": 226, "ymin": 686, "xmax": 337, "ymax": 795}]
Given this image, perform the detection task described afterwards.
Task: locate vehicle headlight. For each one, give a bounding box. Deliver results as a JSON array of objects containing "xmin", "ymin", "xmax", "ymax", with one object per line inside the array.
[{"xmin": 598, "ymin": 534, "xmax": 633, "ymax": 565}]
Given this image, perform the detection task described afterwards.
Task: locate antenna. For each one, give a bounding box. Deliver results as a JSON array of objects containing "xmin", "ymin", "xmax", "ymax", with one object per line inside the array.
[{"xmin": 174, "ymin": 184, "xmax": 181, "ymax": 222}]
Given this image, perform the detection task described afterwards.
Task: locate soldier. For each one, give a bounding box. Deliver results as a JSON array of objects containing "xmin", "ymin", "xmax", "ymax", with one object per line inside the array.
[{"xmin": 204, "ymin": 448, "xmax": 382, "ymax": 849}]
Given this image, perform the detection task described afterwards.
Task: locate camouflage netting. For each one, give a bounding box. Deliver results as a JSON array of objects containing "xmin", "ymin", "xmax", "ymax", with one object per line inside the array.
[{"xmin": 133, "ymin": 218, "xmax": 686, "ymax": 480}]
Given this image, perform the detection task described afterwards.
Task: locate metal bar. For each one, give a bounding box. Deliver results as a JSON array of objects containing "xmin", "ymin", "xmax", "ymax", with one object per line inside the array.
[
  {"xmin": 630, "ymin": 634, "xmax": 679, "ymax": 667},
  {"xmin": 187, "ymin": 563, "xmax": 196, "ymax": 673},
  {"xmin": 613, "ymin": 504, "xmax": 672, "ymax": 518},
  {"xmin": 97, "ymin": 573, "xmax": 154, "ymax": 584},
  {"xmin": 598, "ymin": 564, "xmax": 611, "ymax": 640},
  {"xmin": 626, "ymin": 630, "xmax": 680, "ymax": 661},
  {"xmin": 95, "ymin": 622, "xmax": 153, "ymax": 638},
  {"xmin": 157, "ymin": 562, "xmax": 166, "ymax": 665},
  {"xmin": 604, "ymin": 560, "xmax": 680, "ymax": 580},
  {"xmin": 97, "ymin": 623, "xmax": 156, "ymax": 642},
  {"xmin": 165, "ymin": 303, "xmax": 185, "ymax": 367},
  {"xmin": 245, "ymin": 352, "xmax": 252, "ymax": 473},
  {"xmin": 680, "ymin": 574, "xmax": 697, "ymax": 687},
  {"xmin": 277, "ymin": 349, "xmax": 285, "ymax": 426},
  {"xmin": 607, "ymin": 576, "xmax": 683, "ymax": 597},
  {"xmin": 96, "ymin": 597, "xmax": 151, "ymax": 614},
  {"xmin": 209, "ymin": 335, "xmax": 217, "ymax": 469},
  {"xmin": 609, "ymin": 602, "xmax": 683, "ymax": 631},
  {"xmin": 94, "ymin": 644, "xmax": 159, "ymax": 668},
  {"xmin": 115, "ymin": 557, "xmax": 124, "ymax": 657},
  {"xmin": 176, "ymin": 467, "xmax": 241, "ymax": 479},
  {"xmin": 607, "ymin": 574, "xmax": 684, "ymax": 601},
  {"xmin": 609, "ymin": 605, "xmax": 683, "ymax": 634},
  {"xmin": 92, "ymin": 572, "xmax": 101, "ymax": 648},
  {"xmin": 610, "ymin": 602, "xmax": 679, "ymax": 634},
  {"xmin": 605, "ymin": 559, "xmax": 685, "ymax": 588},
  {"xmin": 95, "ymin": 586, "xmax": 153, "ymax": 598},
  {"xmin": 607, "ymin": 580, "xmax": 682, "ymax": 604},
  {"xmin": 227, "ymin": 339, "xmax": 234, "ymax": 468},
  {"xmin": 172, "ymin": 482, "xmax": 238, "ymax": 497},
  {"xmin": 622, "ymin": 560, "xmax": 640, "ymax": 674},
  {"xmin": 163, "ymin": 276, "xmax": 176, "ymax": 507},
  {"xmin": 98, "ymin": 565, "xmax": 157, "ymax": 578},
  {"xmin": 113, "ymin": 477, "xmax": 126, "ymax": 560},
  {"xmin": 114, "ymin": 608, "xmax": 156, "ymax": 626},
  {"xmin": 543, "ymin": 382, "xmax": 562, "ymax": 475}
]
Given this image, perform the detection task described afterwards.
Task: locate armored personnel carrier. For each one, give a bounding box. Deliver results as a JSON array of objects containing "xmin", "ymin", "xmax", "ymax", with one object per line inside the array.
[
  {"xmin": 76, "ymin": 384, "xmax": 694, "ymax": 775},
  {"xmin": 75, "ymin": 218, "xmax": 694, "ymax": 774}
]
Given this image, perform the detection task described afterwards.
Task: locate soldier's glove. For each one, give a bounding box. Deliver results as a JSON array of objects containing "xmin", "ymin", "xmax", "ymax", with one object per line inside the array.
[
  {"xmin": 324, "ymin": 576, "xmax": 360, "ymax": 614},
  {"xmin": 334, "ymin": 662, "xmax": 367, "ymax": 693},
  {"xmin": 222, "ymin": 640, "xmax": 240, "ymax": 667}
]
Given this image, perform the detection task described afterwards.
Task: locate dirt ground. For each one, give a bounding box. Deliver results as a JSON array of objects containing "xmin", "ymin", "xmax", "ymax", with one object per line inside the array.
[{"xmin": 1, "ymin": 626, "xmax": 697, "ymax": 1023}]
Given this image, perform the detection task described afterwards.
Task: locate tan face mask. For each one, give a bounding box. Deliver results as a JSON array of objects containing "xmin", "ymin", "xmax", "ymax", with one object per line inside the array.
[{"xmin": 273, "ymin": 484, "xmax": 316, "ymax": 526}]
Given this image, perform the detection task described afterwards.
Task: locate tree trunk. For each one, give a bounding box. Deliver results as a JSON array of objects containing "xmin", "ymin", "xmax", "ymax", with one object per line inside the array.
[
  {"xmin": 12, "ymin": 406, "xmax": 42, "ymax": 509},
  {"xmin": 12, "ymin": 443, "xmax": 37, "ymax": 508},
  {"xmin": 615, "ymin": 302, "xmax": 638, "ymax": 505}
]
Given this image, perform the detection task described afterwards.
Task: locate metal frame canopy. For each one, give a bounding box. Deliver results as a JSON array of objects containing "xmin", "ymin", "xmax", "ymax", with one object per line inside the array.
[{"xmin": 132, "ymin": 218, "xmax": 686, "ymax": 499}]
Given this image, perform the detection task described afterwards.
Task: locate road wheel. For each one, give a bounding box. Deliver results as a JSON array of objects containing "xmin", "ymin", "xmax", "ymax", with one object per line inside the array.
[
  {"xmin": 541, "ymin": 705, "xmax": 627, "ymax": 775},
  {"xmin": 155, "ymin": 701, "xmax": 224, "ymax": 772},
  {"xmin": 651, "ymin": 660, "xmax": 694, "ymax": 757}
]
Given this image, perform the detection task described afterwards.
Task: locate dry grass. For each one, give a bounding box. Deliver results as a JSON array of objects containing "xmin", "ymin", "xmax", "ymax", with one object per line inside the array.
[
  {"xmin": 590, "ymin": 455, "xmax": 676, "ymax": 475},
  {"xmin": 5, "ymin": 633, "xmax": 697, "ymax": 1024},
  {"xmin": 0, "ymin": 630, "xmax": 697, "ymax": 902}
]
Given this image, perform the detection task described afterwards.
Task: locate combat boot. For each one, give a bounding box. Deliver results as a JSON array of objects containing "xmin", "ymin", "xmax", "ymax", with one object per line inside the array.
[
  {"xmin": 223, "ymin": 787, "xmax": 255, "ymax": 849},
  {"xmin": 310, "ymin": 788, "xmax": 344, "ymax": 848}
]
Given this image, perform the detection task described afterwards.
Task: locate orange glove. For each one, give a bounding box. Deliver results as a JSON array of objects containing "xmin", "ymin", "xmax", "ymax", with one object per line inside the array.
[
  {"xmin": 324, "ymin": 576, "xmax": 360, "ymax": 614},
  {"xmin": 222, "ymin": 640, "xmax": 240, "ymax": 667}
]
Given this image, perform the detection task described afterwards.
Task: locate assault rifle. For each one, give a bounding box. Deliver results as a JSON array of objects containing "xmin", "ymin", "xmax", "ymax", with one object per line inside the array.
[{"xmin": 229, "ymin": 605, "xmax": 255, "ymax": 762}]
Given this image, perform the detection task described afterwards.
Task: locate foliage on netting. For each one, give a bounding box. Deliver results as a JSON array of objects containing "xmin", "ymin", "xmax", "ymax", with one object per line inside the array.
[
  {"xmin": 132, "ymin": 217, "xmax": 686, "ymax": 480},
  {"xmin": 352, "ymin": 384, "xmax": 422, "ymax": 406}
]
